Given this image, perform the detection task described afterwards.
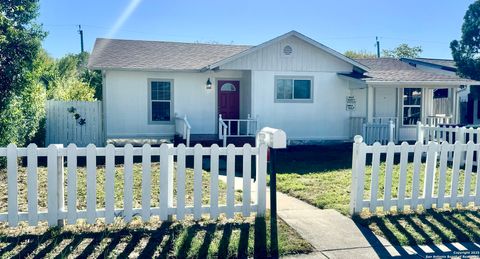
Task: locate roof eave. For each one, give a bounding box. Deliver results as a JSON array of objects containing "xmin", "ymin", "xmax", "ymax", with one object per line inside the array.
[
  {"xmin": 89, "ymin": 66, "xmax": 203, "ymax": 73},
  {"xmin": 337, "ymin": 74, "xmax": 368, "ymax": 87},
  {"xmin": 365, "ymin": 80, "xmax": 475, "ymax": 87}
]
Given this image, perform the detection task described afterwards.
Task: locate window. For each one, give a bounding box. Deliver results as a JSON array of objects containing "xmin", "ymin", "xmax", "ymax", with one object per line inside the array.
[
  {"xmin": 433, "ymin": 88, "xmax": 449, "ymax": 99},
  {"xmin": 149, "ymin": 80, "xmax": 172, "ymax": 122},
  {"xmin": 275, "ymin": 77, "xmax": 313, "ymax": 102},
  {"xmin": 403, "ymin": 88, "xmax": 422, "ymax": 125},
  {"xmin": 283, "ymin": 45, "xmax": 293, "ymax": 56},
  {"xmin": 220, "ymin": 83, "xmax": 236, "ymax": 92}
]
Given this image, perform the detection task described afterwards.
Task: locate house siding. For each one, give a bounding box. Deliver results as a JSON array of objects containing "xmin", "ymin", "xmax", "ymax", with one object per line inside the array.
[
  {"xmin": 251, "ymin": 70, "xmax": 352, "ymax": 141},
  {"xmin": 220, "ymin": 35, "xmax": 353, "ymax": 72},
  {"xmin": 104, "ymin": 70, "xmax": 249, "ymax": 138}
]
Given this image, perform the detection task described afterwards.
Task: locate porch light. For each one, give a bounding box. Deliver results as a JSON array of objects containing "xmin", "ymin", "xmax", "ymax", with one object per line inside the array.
[{"xmin": 206, "ymin": 78, "xmax": 212, "ymax": 89}]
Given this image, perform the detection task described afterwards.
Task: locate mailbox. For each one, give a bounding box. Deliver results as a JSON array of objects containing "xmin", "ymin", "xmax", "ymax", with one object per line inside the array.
[{"xmin": 257, "ymin": 127, "xmax": 287, "ymax": 149}]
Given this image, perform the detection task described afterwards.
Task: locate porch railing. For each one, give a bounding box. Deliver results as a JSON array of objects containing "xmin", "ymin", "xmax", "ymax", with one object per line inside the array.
[
  {"xmin": 218, "ymin": 116, "xmax": 228, "ymax": 147},
  {"xmin": 349, "ymin": 117, "xmax": 366, "ymax": 138},
  {"xmin": 372, "ymin": 117, "xmax": 398, "ymax": 125},
  {"xmin": 362, "ymin": 120, "xmax": 395, "ymax": 145},
  {"xmin": 175, "ymin": 114, "xmax": 191, "ymax": 147},
  {"xmin": 426, "ymin": 114, "xmax": 453, "ymax": 127},
  {"xmin": 219, "ymin": 114, "xmax": 258, "ymax": 147},
  {"xmin": 349, "ymin": 116, "xmax": 398, "ymax": 140}
]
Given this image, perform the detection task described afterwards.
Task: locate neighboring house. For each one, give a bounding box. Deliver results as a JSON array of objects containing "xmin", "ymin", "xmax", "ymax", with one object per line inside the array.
[
  {"xmin": 400, "ymin": 58, "xmax": 457, "ymax": 75},
  {"xmin": 401, "ymin": 57, "xmax": 479, "ymax": 125},
  {"xmin": 88, "ymin": 31, "xmax": 477, "ymax": 145}
]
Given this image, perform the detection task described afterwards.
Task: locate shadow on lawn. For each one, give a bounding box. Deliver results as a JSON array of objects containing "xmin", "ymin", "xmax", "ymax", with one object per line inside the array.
[
  {"xmin": 354, "ymin": 209, "xmax": 480, "ymax": 257},
  {"xmin": 0, "ymin": 218, "xmax": 269, "ymax": 258},
  {"xmin": 276, "ymin": 143, "xmax": 353, "ymax": 174}
]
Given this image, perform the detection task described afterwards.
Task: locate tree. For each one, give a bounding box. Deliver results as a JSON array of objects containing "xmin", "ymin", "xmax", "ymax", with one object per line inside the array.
[
  {"xmin": 0, "ymin": 0, "xmax": 45, "ymax": 108},
  {"xmin": 344, "ymin": 50, "xmax": 376, "ymax": 59},
  {"xmin": 382, "ymin": 44, "xmax": 423, "ymax": 58},
  {"xmin": 76, "ymin": 52, "xmax": 102, "ymax": 100},
  {"xmin": 0, "ymin": 0, "xmax": 46, "ymax": 147},
  {"xmin": 451, "ymin": 0, "xmax": 480, "ymax": 80},
  {"xmin": 37, "ymin": 51, "xmax": 99, "ymax": 101}
]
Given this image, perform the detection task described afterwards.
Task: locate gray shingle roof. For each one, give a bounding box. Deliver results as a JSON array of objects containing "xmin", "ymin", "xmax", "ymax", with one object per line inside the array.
[
  {"xmin": 88, "ymin": 38, "xmax": 252, "ymax": 70},
  {"xmin": 354, "ymin": 58, "xmax": 474, "ymax": 83},
  {"xmin": 411, "ymin": 58, "xmax": 457, "ymax": 70}
]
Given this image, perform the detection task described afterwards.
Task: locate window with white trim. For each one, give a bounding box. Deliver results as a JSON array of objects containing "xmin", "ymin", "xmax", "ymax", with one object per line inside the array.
[
  {"xmin": 150, "ymin": 80, "xmax": 172, "ymax": 122},
  {"xmin": 275, "ymin": 77, "xmax": 313, "ymax": 102},
  {"xmin": 402, "ymin": 88, "xmax": 422, "ymax": 125}
]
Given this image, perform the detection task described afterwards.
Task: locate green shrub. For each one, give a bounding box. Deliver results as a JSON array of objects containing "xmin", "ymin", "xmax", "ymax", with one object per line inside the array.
[
  {"xmin": 0, "ymin": 82, "xmax": 46, "ymax": 147},
  {"xmin": 47, "ymin": 77, "xmax": 95, "ymax": 101}
]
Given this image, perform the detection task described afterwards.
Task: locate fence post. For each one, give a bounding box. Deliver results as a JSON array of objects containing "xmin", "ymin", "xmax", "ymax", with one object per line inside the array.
[
  {"xmin": 416, "ymin": 121, "xmax": 424, "ymax": 144},
  {"xmin": 256, "ymin": 133, "xmax": 267, "ymax": 216},
  {"xmin": 167, "ymin": 144, "xmax": 174, "ymax": 221},
  {"xmin": 458, "ymin": 127, "xmax": 466, "ymax": 165},
  {"xmin": 350, "ymin": 135, "xmax": 364, "ymax": 215},
  {"xmin": 389, "ymin": 120, "xmax": 395, "ymax": 143},
  {"xmin": 458, "ymin": 127, "xmax": 466, "ymax": 144},
  {"xmin": 56, "ymin": 144, "xmax": 65, "ymax": 227}
]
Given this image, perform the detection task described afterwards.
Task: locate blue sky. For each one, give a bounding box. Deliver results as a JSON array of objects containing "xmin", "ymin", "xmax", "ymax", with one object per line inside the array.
[{"xmin": 39, "ymin": 0, "xmax": 474, "ymax": 59}]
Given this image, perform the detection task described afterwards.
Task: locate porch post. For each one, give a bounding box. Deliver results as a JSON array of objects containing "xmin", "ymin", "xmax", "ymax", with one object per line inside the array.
[
  {"xmin": 366, "ymin": 85, "xmax": 374, "ymax": 123},
  {"xmin": 452, "ymin": 88, "xmax": 459, "ymax": 124}
]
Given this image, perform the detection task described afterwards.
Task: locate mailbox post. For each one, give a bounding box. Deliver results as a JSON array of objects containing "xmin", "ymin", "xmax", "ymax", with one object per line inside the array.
[{"xmin": 257, "ymin": 127, "xmax": 287, "ymax": 258}]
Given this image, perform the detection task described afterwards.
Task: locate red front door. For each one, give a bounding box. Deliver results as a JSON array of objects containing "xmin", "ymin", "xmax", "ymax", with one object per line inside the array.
[
  {"xmin": 218, "ymin": 80, "xmax": 240, "ymax": 119},
  {"xmin": 218, "ymin": 80, "xmax": 240, "ymax": 133}
]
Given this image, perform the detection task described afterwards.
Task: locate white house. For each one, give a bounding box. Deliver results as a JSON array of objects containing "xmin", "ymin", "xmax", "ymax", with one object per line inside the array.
[{"xmin": 88, "ymin": 31, "xmax": 477, "ymax": 145}]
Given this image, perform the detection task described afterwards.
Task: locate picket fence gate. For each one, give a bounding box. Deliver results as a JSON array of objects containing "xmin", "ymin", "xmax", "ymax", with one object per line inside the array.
[
  {"xmin": 46, "ymin": 100, "xmax": 104, "ymax": 147},
  {"xmin": 0, "ymin": 139, "xmax": 272, "ymax": 227},
  {"xmin": 350, "ymin": 135, "xmax": 480, "ymax": 215}
]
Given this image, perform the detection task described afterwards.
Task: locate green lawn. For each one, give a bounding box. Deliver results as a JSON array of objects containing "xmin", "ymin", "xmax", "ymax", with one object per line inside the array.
[
  {"xmin": 0, "ymin": 163, "xmax": 313, "ymax": 258},
  {"xmin": 274, "ymin": 143, "xmax": 480, "ymax": 246}
]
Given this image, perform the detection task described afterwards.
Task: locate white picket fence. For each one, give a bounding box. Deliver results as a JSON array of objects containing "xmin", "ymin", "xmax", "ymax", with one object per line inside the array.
[
  {"xmin": 350, "ymin": 136, "xmax": 480, "ymax": 215},
  {"xmin": 46, "ymin": 100, "xmax": 104, "ymax": 147},
  {"xmin": 0, "ymin": 128, "xmax": 286, "ymax": 227},
  {"xmin": 417, "ymin": 122, "xmax": 480, "ymax": 145}
]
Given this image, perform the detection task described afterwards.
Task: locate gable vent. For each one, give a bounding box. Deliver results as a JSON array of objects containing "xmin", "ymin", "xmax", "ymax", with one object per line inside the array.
[{"xmin": 283, "ymin": 45, "xmax": 293, "ymax": 55}]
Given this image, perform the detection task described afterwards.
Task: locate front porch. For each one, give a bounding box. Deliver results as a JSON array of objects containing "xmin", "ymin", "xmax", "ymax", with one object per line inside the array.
[
  {"xmin": 349, "ymin": 86, "xmax": 460, "ymax": 143},
  {"xmin": 175, "ymin": 112, "xmax": 258, "ymax": 147}
]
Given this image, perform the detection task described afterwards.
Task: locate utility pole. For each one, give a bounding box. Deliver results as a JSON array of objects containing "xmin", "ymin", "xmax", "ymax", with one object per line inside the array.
[
  {"xmin": 78, "ymin": 25, "xmax": 84, "ymax": 53},
  {"xmin": 376, "ymin": 36, "xmax": 380, "ymax": 58}
]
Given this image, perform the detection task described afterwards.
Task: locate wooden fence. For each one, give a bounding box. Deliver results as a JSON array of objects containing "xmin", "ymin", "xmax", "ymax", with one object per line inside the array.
[
  {"xmin": 0, "ymin": 140, "xmax": 271, "ymax": 227},
  {"xmin": 350, "ymin": 136, "xmax": 480, "ymax": 215},
  {"xmin": 46, "ymin": 100, "xmax": 104, "ymax": 147}
]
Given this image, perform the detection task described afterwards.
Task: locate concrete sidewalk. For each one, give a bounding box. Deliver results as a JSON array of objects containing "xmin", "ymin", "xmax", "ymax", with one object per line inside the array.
[
  {"xmin": 276, "ymin": 191, "xmax": 480, "ymax": 258},
  {"xmin": 220, "ymin": 176, "xmax": 480, "ymax": 258}
]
